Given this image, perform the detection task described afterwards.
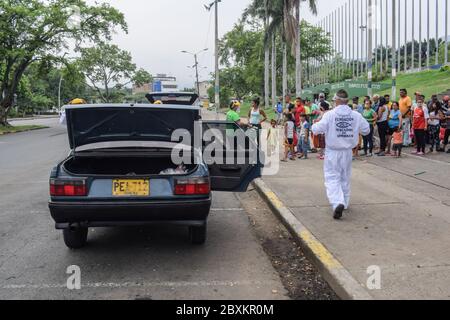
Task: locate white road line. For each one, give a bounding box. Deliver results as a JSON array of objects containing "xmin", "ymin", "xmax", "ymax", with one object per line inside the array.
[
  {"xmin": 210, "ymin": 208, "xmax": 244, "ymax": 212},
  {"xmin": 1, "ymin": 280, "xmax": 272, "ymax": 290}
]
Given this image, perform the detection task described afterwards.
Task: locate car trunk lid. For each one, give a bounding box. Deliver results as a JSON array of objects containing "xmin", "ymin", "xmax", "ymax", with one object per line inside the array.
[{"xmin": 65, "ymin": 104, "xmax": 200, "ymax": 150}]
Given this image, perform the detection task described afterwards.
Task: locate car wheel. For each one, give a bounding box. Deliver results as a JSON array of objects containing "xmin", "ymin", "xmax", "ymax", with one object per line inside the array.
[
  {"xmin": 189, "ymin": 224, "xmax": 207, "ymax": 245},
  {"xmin": 63, "ymin": 227, "xmax": 88, "ymax": 249}
]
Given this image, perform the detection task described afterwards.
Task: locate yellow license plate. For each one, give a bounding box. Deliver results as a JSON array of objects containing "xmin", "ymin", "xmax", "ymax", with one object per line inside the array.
[{"xmin": 112, "ymin": 180, "xmax": 150, "ymax": 197}]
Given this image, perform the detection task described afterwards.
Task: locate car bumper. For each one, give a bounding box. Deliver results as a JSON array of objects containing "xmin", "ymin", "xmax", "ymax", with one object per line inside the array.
[{"xmin": 49, "ymin": 198, "xmax": 212, "ymax": 229}]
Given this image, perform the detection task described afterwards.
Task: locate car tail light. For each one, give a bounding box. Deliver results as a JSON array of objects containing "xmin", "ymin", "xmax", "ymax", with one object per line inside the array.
[
  {"xmin": 174, "ymin": 178, "xmax": 210, "ymax": 195},
  {"xmin": 50, "ymin": 179, "xmax": 88, "ymax": 197}
]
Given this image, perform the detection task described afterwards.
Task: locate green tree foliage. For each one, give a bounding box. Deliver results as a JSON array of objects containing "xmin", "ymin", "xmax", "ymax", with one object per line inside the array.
[
  {"xmin": 0, "ymin": 0, "xmax": 127, "ymax": 125},
  {"xmin": 77, "ymin": 43, "xmax": 152, "ymax": 103},
  {"xmin": 217, "ymin": 19, "xmax": 332, "ymax": 100}
]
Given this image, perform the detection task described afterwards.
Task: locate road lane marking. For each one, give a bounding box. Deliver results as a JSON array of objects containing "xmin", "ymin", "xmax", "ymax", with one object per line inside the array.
[
  {"xmin": 210, "ymin": 208, "xmax": 244, "ymax": 212},
  {"xmin": 1, "ymin": 280, "xmax": 274, "ymax": 290}
]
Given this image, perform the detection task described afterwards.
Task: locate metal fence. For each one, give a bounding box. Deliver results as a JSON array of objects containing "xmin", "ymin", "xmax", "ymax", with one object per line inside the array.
[{"xmin": 304, "ymin": 0, "xmax": 449, "ymax": 98}]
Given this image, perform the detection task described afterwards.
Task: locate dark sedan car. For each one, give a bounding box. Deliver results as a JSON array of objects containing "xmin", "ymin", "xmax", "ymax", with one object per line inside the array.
[{"xmin": 49, "ymin": 94, "xmax": 262, "ymax": 249}]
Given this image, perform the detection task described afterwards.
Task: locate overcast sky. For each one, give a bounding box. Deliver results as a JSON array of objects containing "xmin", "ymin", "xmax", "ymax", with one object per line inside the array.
[
  {"xmin": 88, "ymin": 0, "xmax": 348, "ymax": 89},
  {"xmin": 84, "ymin": 1, "xmax": 447, "ymax": 89}
]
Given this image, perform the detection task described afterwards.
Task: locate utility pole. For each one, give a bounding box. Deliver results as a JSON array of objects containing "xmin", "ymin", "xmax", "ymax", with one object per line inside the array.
[
  {"xmin": 214, "ymin": 0, "xmax": 220, "ymax": 117},
  {"xmin": 204, "ymin": 1, "xmax": 220, "ymax": 117},
  {"xmin": 392, "ymin": 0, "xmax": 397, "ymax": 100},
  {"xmin": 368, "ymin": 0, "xmax": 373, "ymax": 97}
]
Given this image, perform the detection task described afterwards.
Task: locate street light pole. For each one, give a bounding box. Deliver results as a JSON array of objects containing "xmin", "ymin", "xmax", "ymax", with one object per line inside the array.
[
  {"xmin": 58, "ymin": 52, "xmax": 68, "ymax": 110},
  {"xmin": 182, "ymin": 49, "xmax": 208, "ymax": 96}
]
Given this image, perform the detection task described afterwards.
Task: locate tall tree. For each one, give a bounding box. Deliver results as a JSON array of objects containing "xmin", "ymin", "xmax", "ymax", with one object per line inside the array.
[
  {"xmin": 288, "ymin": 0, "xmax": 317, "ymax": 95},
  {"xmin": 77, "ymin": 43, "xmax": 152, "ymax": 103},
  {"xmin": 0, "ymin": 0, "xmax": 127, "ymax": 125}
]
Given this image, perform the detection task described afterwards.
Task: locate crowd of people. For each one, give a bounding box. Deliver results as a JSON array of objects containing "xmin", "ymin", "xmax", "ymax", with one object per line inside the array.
[{"xmin": 272, "ymin": 90, "xmax": 450, "ymax": 161}]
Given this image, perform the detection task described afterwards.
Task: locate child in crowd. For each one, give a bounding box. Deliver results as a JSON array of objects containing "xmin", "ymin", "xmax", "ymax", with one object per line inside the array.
[
  {"xmin": 392, "ymin": 127, "xmax": 404, "ymax": 158},
  {"xmin": 267, "ymin": 119, "xmax": 279, "ymax": 156},
  {"xmin": 282, "ymin": 113, "xmax": 296, "ymax": 162},
  {"xmin": 298, "ymin": 114, "xmax": 311, "ymax": 159}
]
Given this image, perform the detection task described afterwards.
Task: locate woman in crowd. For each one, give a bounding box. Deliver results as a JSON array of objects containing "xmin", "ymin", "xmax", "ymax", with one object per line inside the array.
[
  {"xmin": 376, "ymin": 97, "xmax": 389, "ymax": 157},
  {"xmin": 412, "ymin": 97, "xmax": 429, "ymax": 156},
  {"xmin": 428, "ymin": 101, "xmax": 441, "ymax": 153},
  {"xmin": 248, "ymin": 97, "xmax": 267, "ymax": 130},
  {"xmin": 362, "ymin": 100, "xmax": 378, "ymax": 157},
  {"xmin": 386, "ymin": 101, "xmax": 403, "ymax": 156}
]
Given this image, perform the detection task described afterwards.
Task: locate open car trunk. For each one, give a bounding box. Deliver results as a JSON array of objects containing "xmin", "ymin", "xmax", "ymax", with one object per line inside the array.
[{"xmin": 63, "ymin": 154, "xmax": 197, "ymax": 176}]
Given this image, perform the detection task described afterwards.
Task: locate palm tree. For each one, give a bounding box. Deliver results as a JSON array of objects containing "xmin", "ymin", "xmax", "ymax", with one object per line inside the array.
[
  {"xmin": 245, "ymin": 0, "xmax": 289, "ymax": 104},
  {"xmin": 244, "ymin": 0, "xmax": 271, "ymax": 107},
  {"xmin": 286, "ymin": 0, "xmax": 317, "ymax": 95}
]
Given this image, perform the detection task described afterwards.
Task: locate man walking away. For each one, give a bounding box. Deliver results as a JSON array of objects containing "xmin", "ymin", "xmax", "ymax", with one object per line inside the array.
[{"xmin": 312, "ymin": 90, "xmax": 370, "ymax": 220}]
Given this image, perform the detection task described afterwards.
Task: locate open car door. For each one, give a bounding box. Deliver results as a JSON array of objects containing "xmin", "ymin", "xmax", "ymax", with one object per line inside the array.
[{"xmin": 202, "ymin": 121, "xmax": 263, "ymax": 192}]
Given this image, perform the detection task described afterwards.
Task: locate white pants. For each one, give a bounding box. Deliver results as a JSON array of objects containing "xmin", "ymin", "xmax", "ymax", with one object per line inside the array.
[{"xmin": 324, "ymin": 149, "xmax": 353, "ymax": 210}]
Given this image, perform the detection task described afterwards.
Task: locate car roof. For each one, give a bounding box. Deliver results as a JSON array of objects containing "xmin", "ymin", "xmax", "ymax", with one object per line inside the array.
[{"xmin": 64, "ymin": 103, "xmax": 201, "ymax": 111}]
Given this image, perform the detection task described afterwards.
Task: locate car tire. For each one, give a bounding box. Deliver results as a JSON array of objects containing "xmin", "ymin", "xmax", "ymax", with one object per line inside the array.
[
  {"xmin": 63, "ymin": 227, "xmax": 88, "ymax": 249},
  {"xmin": 189, "ymin": 224, "xmax": 207, "ymax": 245}
]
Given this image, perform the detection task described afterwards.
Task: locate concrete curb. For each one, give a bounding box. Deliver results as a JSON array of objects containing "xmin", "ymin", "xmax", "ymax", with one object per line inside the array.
[{"xmin": 252, "ymin": 178, "xmax": 373, "ymax": 300}]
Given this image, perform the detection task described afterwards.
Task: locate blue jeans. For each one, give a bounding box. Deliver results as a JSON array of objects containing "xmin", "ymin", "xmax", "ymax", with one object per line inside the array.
[{"xmin": 298, "ymin": 135, "xmax": 310, "ymax": 157}]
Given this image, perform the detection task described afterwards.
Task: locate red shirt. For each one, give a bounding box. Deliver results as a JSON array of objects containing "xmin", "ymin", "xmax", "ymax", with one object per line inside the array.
[
  {"xmin": 412, "ymin": 107, "xmax": 426, "ymax": 130},
  {"xmin": 294, "ymin": 104, "xmax": 305, "ymax": 127}
]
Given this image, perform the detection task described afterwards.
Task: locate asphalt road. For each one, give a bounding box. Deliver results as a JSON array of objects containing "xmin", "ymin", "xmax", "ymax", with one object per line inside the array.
[{"xmin": 0, "ymin": 119, "xmax": 288, "ymax": 300}]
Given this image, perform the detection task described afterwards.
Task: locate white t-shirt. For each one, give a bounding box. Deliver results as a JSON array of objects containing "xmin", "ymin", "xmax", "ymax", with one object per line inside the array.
[
  {"xmin": 286, "ymin": 121, "xmax": 295, "ymax": 139},
  {"xmin": 428, "ymin": 111, "xmax": 440, "ymax": 126}
]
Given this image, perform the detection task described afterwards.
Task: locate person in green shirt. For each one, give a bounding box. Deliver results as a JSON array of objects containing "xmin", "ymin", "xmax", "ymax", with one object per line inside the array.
[
  {"xmin": 362, "ymin": 100, "xmax": 378, "ymax": 157},
  {"xmin": 226, "ymin": 101, "xmax": 242, "ymax": 125}
]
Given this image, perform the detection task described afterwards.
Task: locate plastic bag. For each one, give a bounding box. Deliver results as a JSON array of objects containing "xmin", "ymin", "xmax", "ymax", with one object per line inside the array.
[{"xmin": 159, "ymin": 164, "xmax": 188, "ymax": 175}]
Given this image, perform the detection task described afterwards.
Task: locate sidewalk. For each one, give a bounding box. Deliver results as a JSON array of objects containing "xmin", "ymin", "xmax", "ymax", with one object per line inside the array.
[
  {"xmin": 203, "ymin": 109, "xmax": 450, "ymax": 299},
  {"xmin": 262, "ymin": 146, "xmax": 450, "ymax": 299}
]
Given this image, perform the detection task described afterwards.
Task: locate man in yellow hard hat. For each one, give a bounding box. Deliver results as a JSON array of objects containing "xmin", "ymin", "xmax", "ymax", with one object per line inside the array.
[
  {"xmin": 69, "ymin": 98, "xmax": 87, "ymax": 105},
  {"xmin": 60, "ymin": 98, "xmax": 87, "ymax": 125}
]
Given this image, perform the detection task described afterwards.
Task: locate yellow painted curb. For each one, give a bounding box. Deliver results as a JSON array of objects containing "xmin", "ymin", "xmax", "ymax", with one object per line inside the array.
[{"xmin": 253, "ymin": 178, "xmax": 373, "ymax": 300}]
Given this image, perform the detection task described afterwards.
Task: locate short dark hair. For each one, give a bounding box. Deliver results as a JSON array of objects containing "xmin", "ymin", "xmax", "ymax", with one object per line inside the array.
[
  {"xmin": 320, "ymin": 101, "xmax": 330, "ymax": 111},
  {"xmin": 336, "ymin": 89, "xmax": 349, "ymax": 101},
  {"xmin": 400, "ymin": 89, "xmax": 407, "ymax": 93},
  {"xmin": 384, "ymin": 94, "xmax": 390, "ymax": 98}
]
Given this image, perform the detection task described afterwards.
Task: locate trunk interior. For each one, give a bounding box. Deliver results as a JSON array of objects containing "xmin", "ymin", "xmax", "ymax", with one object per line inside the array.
[{"xmin": 63, "ymin": 154, "xmax": 197, "ymax": 176}]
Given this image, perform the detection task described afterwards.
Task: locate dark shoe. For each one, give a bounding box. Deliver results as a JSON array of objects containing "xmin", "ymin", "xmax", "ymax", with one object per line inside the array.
[
  {"xmin": 377, "ymin": 152, "xmax": 386, "ymax": 157},
  {"xmin": 447, "ymin": 149, "xmax": 450, "ymax": 154},
  {"xmin": 333, "ymin": 204, "xmax": 345, "ymax": 220}
]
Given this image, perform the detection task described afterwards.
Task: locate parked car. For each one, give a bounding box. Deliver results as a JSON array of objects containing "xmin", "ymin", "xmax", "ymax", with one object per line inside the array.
[{"xmin": 48, "ymin": 93, "xmax": 263, "ymax": 249}]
